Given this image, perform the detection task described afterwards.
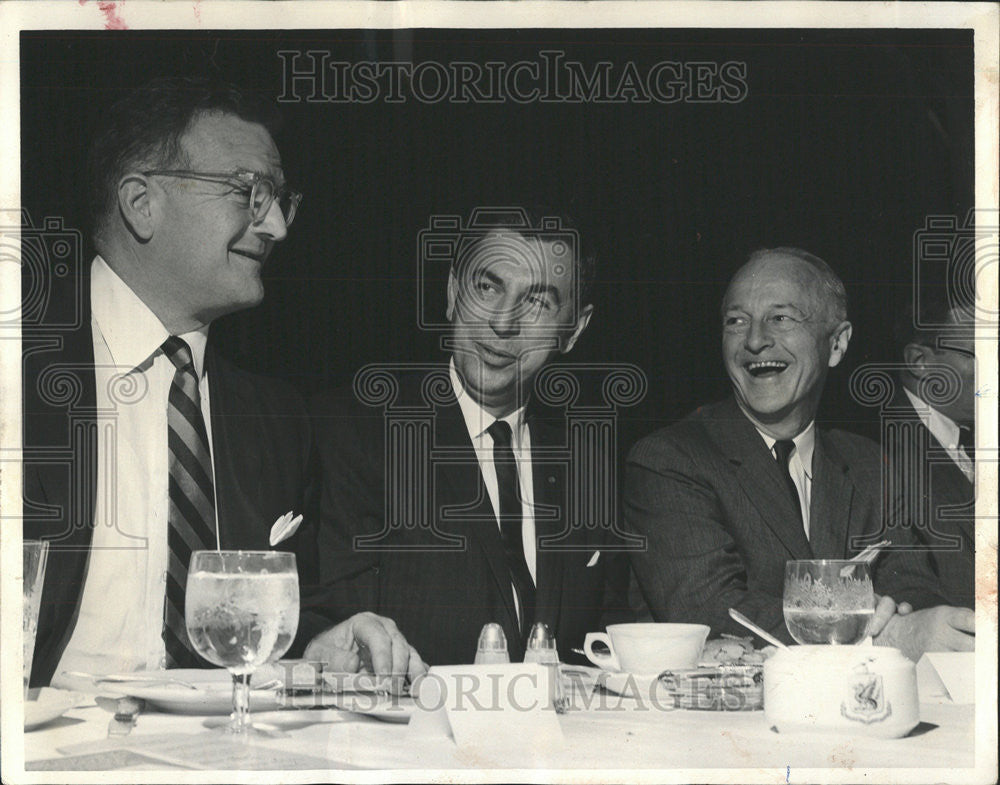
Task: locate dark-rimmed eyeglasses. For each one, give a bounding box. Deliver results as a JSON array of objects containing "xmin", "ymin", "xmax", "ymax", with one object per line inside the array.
[{"xmin": 142, "ymin": 170, "xmax": 302, "ymax": 226}]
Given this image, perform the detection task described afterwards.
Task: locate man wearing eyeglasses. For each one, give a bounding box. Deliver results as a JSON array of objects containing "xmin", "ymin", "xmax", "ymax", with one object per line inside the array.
[
  {"xmin": 887, "ymin": 291, "xmax": 977, "ymax": 608},
  {"xmin": 23, "ymin": 77, "xmax": 422, "ymax": 687}
]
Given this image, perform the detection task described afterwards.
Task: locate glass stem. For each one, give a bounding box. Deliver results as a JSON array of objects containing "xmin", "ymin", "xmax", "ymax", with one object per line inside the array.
[{"xmin": 231, "ymin": 672, "xmax": 252, "ymax": 734}]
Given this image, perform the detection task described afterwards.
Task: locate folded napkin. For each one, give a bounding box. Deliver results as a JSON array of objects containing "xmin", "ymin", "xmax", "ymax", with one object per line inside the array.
[{"xmin": 916, "ymin": 652, "xmax": 975, "ymax": 704}]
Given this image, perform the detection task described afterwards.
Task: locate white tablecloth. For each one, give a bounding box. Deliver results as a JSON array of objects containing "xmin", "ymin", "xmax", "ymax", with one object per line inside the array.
[{"xmin": 22, "ymin": 694, "xmax": 975, "ymax": 775}]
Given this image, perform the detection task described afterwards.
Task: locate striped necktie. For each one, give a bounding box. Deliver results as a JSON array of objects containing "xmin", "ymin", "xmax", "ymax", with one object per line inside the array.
[{"xmin": 161, "ymin": 336, "xmax": 216, "ymax": 667}]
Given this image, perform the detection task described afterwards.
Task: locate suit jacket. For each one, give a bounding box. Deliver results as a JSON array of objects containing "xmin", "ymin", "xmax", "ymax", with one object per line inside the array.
[
  {"xmin": 884, "ymin": 390, "xmax": 975, "ymax": 608},
  {"xmin": 22, "ymin": 266, "xmax": 315, "ymax": 686},
  {"xmin": 307, "ymin": 369, "xmax": 631, "ymax": 665},
  {"xmin": 624, "ymin": 397, "xmax": 946, "ymax": 643}
]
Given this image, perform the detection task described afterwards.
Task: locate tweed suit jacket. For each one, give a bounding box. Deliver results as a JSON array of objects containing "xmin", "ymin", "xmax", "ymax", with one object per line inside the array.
[
  {"xmin": 624, "ymin": 397, "xmax": 946, "ymax": 643},
  {"xmin": 884, "ymin": 389, "xmax": 975, "ymax": 608}
]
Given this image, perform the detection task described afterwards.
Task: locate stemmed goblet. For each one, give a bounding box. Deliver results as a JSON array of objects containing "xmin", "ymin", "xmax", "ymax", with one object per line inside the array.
[
  {"xmin": 185, "ymin": 550, "xmax": 299, "ymax": 735},
  {"xmin": 783, "ymin": 559, "xmax": 875, "ymax": 645}
]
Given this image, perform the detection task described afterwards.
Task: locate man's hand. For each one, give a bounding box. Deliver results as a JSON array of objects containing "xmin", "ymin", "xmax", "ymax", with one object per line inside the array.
[
  {"xmin": 874, "ymin": 605, "xmax": 975, "ymax": 661},
  {"xmin": 304, "ymin": 612, "xmax": 427, "ymax": 686},
  {"xmin": 869, "ymin": 594, "xmax": 913, "ymax": 638}
]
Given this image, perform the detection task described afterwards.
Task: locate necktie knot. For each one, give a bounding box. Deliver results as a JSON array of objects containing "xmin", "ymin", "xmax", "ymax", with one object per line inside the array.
[
  {"xmin": 162, "ymin": 336, "xmax": 195, "ymax": 373},
  {"xmin": 487, "ymin": 419, "xmax": 514, "ymax": 449},
  {"xmin": 773, "ymin": 439, "xmax": 796, "ymax": 466}
]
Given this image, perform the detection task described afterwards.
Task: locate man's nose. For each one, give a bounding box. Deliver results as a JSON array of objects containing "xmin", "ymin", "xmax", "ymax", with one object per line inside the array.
[
  {"xmin": 251, "ymin": 200, "xmax": 288, "ymax": 242},
  {"xmin": 744, "ymin": 319, "xmax": 773, "ymax": 352},
  {"xmin": 489, "ymin": 298, "xmax": 521, "ymax": 338}
]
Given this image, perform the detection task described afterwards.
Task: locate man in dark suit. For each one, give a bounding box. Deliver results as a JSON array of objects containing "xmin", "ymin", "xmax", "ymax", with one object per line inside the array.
[
  {"xmin": 625, "ymin": 247, "xmax": 974, "ymax": 660},
  {"xmin": 306, "ymin": 214, "xmax": 632, "ymax": 666},
  {"xmin": 886, "ymin": 293, "xmax": 976, "ymax": 608},
  {"xmin": 23, "ymin": 77, "xmax": 417, "ymax": 687}
]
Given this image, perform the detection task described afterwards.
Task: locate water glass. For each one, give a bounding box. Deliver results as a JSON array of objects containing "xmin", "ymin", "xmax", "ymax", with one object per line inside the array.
[
  {"xmin": 185, "ymin": 550, "xmax": 299, "ymax": 735},
  {"xmin": 783, "ymin": 560, "xmax": 875, "ymax": 645}
]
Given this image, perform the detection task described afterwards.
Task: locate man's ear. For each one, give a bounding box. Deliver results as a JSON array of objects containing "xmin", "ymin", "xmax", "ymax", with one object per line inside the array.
[
  {"xmin": 561, "ymin": 303, "xmax": 594, "ymax": 354},
  {"xmin": 446, "ymin": 268, "xmax": 458, "ymax": 322},
  {"xmin": 903, "ymin": 341, "xmax": 932, "ymax": 377},
  {"xmin": 827, "ymin": 320, "xmax": 853, "ymax": 368},
  {"xmin": 117, "ymin": 174, "xmax": 156, "ymax": 242}
]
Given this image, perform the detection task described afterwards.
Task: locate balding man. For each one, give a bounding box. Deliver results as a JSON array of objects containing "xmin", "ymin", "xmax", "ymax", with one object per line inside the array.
[{"xmin": 625, "ymin": 247, "xmax": 973, "ymax": 660}]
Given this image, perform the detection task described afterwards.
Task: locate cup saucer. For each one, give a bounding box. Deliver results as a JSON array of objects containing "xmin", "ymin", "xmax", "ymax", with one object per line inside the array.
[{"xmin": 593, "ymin": 670, "xmax": 663, "ymax": 698}]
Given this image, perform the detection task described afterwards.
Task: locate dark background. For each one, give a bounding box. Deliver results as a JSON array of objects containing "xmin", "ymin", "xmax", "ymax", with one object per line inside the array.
[{"xmin": 20, "ymin": 29, "xmax": 974, "ymax": 450}]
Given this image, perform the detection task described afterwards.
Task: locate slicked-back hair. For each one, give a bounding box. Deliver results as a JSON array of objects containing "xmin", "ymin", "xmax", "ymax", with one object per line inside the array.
[
  {"xmin": 88, "ymin": 76, "xmax": 283, "ymax": 244},
  {"xmin": 745, "ymin": 246, "xmax": 849, "ymax": 323},
  {"xmin": 451, "ymin": 207, "xmax": 597, "ymax": 308},
  {"xmin": 893, "ymin": 285, "xmax": 974, "ymax": 355}
]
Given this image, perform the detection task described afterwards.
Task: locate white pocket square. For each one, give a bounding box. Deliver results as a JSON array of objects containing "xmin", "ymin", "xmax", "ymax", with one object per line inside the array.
[
  {"xmin": 586, "ymin": 550, "xmax": 601, "ymax": 568},
  {"xmin": 269, "ymin": 511, "xmax": 303, "ymax": 546}
]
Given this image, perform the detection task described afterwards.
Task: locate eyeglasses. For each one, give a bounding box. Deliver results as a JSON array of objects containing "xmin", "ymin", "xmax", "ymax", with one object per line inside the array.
[{"xmin": 142, "ymin": 170, "xmax": 302, "ymax": 227}]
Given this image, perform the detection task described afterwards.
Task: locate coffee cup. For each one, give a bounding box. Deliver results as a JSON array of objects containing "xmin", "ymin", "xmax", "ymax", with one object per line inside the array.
[{"xmin": 583, "ymin": 623, "xmax": 710, "ymax": 674}]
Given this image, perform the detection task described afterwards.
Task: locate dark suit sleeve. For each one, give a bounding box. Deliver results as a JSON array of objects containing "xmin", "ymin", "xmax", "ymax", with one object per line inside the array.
[
  {"xmin": 624, "ymin": 433, "xmax": 792, "ymax": 642},
  {"xmin": 871, "ymin": 455, "xmax": 950, "ymax": 611},
  {"xmin": 298, "ymin": 391, "xmax": 384, "ymax": 641}
]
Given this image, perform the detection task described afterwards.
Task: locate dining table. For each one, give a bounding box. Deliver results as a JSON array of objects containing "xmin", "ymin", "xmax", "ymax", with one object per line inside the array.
[{"xmin": 20, "ymin": 666, "xmax": 977, "ymax": 779}]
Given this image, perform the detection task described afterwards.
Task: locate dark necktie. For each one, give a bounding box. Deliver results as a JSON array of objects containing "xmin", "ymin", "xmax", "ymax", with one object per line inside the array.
[
  {"xmin": 162, "ymin": 336, "xmax": 216, "ymax": 668},
  {"xmin": 958, "ymin": 426, "xmax": 975, "ymax": 465},
  {"xmin": 773, "ymin": 439, "xmax": 805, "ymax": 533},
  {"xmin": 487, "ymin": 419, "xmax": 536, "ymax": 641}
]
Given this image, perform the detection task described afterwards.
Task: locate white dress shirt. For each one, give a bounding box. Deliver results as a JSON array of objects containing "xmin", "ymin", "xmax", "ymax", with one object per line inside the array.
[
  {"xmin": 756, "ymin": 422, "xmax": 816, "ymax": 540},
  {"xmin": 52, "ymin": 257, "xmax": 216, "ymax": 683},
  {"xmin": 449, "ymin": 360, "xmax": 537, "ymax": 621},
  {"xmin": 903, "ymin": 387, "xmax": 974, "ymax": 481}
]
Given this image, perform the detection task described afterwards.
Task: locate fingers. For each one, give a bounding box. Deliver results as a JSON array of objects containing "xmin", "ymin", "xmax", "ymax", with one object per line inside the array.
[
  {"xmin": 407, "ymin": 645, "xmax": 429, "ymax": 680},
  {"xmin": 897, "ymin": 602, "xmax": 913, "ymax": 616},
  {"xmin": 307, "ymin": 613, "xmax": 422, "ymax": 682},
  {"xmin": 351, "ymin": 613, "xmax": 415, "ymax": 680},
  {"xmin": 868, "ymin": 595, "xmax": 898, "ymax": 638},
  {"xmin": 944, "ymin": 629, "xmax": 976, "ymax": 652},
  {"xmin": 303, "ymin": 627, "xmax": 362, "ymax": 673},
  {"xmin": 945, "ymin": 606, "xmax": 975, "ymax": 634}
]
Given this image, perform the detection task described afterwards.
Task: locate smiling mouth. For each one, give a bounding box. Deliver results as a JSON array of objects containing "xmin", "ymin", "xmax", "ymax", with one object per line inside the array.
[
  {"xmin": 476, "ymin": 343, "xmax": 517, "ymax": 366},
  {"xmin": 230, "ymin": 249, "xmax": 266, "ymax": 264},
  {"xmin": 745, "ymin": 360, "xmax": 789, "ymax": 378}
]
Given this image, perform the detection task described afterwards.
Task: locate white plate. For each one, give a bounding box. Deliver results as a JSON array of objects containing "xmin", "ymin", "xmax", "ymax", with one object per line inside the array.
[
  {"xmin": 332, "ymin": 693, "xmax": 416, "ymax": 723},
  {"xmin": 25, "ymin": 688, "xmax": 85, "ymax": 730},
  {"xmin": 97, "ymin": 668, "xmax": 284, "ymax": 715}
]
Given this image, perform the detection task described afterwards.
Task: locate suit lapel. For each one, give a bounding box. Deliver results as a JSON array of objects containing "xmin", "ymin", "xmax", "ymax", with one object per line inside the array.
[
  {"xmin": 23, "ymin": 266, "xmax": 99, "ymax": 683},
  {"xmin": 808, "ymin": 432, "xmax": 854, "ymax": 559},
  {"xmin": 205, "ymin": 346, "xmax": 263, "ymax": 548},
  {"xmin": 432, "ymin": 391, "xmax": 521, "ymax": 640},
  {"xmin": 706, "ymin": 399, "xmax": 813, "ymax": 560},
  {"xmin": 528, "ymin": 411, "xmax": 567, "ymax": 636},
  {"xmin": 904, "ymin": 401, "xmax": 976, "ymax": 550}
]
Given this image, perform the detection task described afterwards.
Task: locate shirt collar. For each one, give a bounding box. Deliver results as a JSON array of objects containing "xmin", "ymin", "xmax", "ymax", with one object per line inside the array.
[
  {"xmin": 449, "ymin": 357, "xmax": 526, "ymax": 442},
  {"xmin": 755, "ymin": 421, "xmax": 816, "ymax": 479},
  {"xmin": 903, "ymin": 387, "xmax": 962, "ymax": 451},
  {"xmin": 91, "ymin": 255, "xmax": 209, "ymax": 378}
]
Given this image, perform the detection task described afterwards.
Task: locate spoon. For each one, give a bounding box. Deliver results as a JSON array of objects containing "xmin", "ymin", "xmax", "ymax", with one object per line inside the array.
[
  {"xmin": 840, "ymin": 539, "xmax": 891, "ymax": 577},
  {"xmin": 62, "ymin": 671, "xmax": 202, "ymax": 690},
  {"xmin": 728, "ymin": 608, "xmax": 788, "ymax": 649}
]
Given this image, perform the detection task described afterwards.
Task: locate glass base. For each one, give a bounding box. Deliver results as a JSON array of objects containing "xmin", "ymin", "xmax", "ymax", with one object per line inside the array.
[{"xmin": 201, "ymin": 716, "xmax": 291, "ymax": 739}]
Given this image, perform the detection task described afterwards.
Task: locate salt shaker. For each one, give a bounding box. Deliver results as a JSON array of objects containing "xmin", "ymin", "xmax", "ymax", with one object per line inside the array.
[
  {"xmin": 475, "ymin": 622, "xmax": 511, "ymax": 665},
  {"xmin": 524, "ymin": 622, "xmax": 568, "ymax": 714}
]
